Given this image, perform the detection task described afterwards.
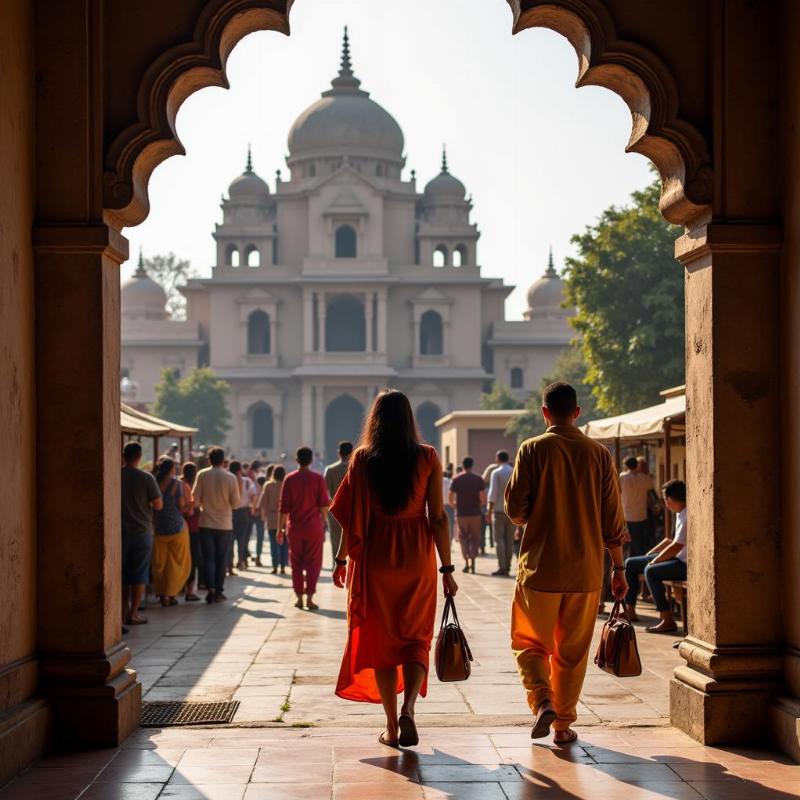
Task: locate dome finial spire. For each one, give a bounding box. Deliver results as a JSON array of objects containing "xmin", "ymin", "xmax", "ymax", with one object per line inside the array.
[
  {"xmin": 245, "ymin": 143, "xmax": 253, "ymax": 174},
  {"xmin": 329, "ymin": 25, "xmax": 363, "ymax": 93},
  {"xmin": 135, "ymin": 247, "xmax": 147, "ymax": 277},
  {"xmin": 441, "ymin": 144, "xmax": 448, "ymax": 173},
  {"xmin": 545, "ymin": 246, "xmax": 557, "ymax": 277},
  {"xmin": 341, "ymin": 25, "xmax": 352, "ymax": 73}
]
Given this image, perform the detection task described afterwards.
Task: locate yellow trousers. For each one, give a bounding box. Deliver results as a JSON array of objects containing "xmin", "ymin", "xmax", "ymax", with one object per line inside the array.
[{"xmin": 511, "ymin": 583, "xmax": 599, "ymax": 731}]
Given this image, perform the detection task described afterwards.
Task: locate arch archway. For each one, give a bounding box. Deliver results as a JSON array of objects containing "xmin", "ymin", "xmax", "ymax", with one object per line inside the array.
[
  {"xmin": 326, "ymin": 295, "xmax": 366, "ymax": 352},
  {"xmin": 84, "ymin": 0, "xmax": 778, "ymax": 758},
  {"xmin": 325, "ymin": 394, "xmax": 365, "ymax": 465},
  {"xmin": 247, "ymin": 310, "xmax": 271, "ymax": 354},
  {"xmin": 250, "ymin": 403, "xmax": 274, "ymax": 449},
  {"xmin": 416, "ymin": 402, "xmax": 442, "ymax": 449}
]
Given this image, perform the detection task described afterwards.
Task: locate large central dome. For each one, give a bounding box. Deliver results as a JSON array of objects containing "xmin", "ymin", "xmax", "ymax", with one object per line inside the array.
[{"xmin": 287, "ymin": 29, "xmax": 404, "ymax": 166}]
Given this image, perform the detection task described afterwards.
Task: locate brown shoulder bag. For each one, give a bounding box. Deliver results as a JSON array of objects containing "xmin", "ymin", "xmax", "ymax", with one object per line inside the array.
[
  {"xmin": 435, "ymin": 596, "xmax": 473, "ymax": 682},
  {"xmin": 594, "ymin": 598, "xmax": 642, "ymax": 677}
]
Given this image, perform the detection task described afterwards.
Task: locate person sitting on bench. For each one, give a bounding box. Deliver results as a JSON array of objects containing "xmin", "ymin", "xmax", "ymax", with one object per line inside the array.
[{"xmin": 623, "ymin": 479, "xmax": 687, "ymax": 633}]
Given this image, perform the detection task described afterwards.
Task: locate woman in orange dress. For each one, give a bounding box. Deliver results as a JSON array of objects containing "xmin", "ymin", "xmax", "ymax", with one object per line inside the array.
[{"xmin": 331, "ymin": 389, "xmax": 458, "ymax": 748}]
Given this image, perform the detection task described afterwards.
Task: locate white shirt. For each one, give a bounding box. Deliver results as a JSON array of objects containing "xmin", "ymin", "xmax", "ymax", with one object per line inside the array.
[
  {"xmin": 619, "ymin": 470, "xmax": 654, "ymax": 522},
  {"xmin": 488, "ymin": 462, "xmax": 513, "ymax": 507},
  {"xmin": 672, "ymin": 507, "xmax": 688, "ymax": 563},
  {"xmin": 442, "ymin": 476, "xmax": 452, "ymax": 506}
]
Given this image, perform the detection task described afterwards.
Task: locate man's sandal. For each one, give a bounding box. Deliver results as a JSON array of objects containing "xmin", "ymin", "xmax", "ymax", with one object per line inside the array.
[
  {"xmin": 531, "ymin": 705, "xmax": 557, "ymax": 739},
  {"xmin": 554, "ymin": 729, "xmax": 578, "ymax": 745}
]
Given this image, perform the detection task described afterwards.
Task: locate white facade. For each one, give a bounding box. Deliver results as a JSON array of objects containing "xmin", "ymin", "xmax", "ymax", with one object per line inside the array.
[{"xmin": 120, "ymin": 32, "xmax": 573, "ymax": 460}]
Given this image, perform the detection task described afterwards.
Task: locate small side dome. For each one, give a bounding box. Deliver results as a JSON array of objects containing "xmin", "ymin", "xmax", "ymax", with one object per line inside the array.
[
  {"xmin": 228, "ymin": 147, "xmax": 269, "ymax": 199},
  {"xmin": 424, "ymin": 147, "xmax": 466, "ymax": 203},
  {"xmin": 122, "ymin": 252, "xmax": 167, "ymax": 320},
  {"xmin": 524, "ymin": 249, "xmax": 570, "ymax": 321}
]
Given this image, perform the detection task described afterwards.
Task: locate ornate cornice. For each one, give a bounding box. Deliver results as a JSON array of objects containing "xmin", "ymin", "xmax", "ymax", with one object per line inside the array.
[
  {"xmin": 104, "ymin": 1, "xmax": 293, "ymax": 230},
  {"xmin": 507, "ymin": 0, "xmax": 713, "ymax": 227}
]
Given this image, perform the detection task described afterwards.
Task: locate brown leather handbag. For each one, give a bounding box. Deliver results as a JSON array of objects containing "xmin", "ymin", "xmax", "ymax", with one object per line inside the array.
[
  {"xmin": 435, "ymin": 596, "xmax": 473, "ymax": 682},
  {"xmin": 594, "ymin": 599, "xmax": 642, "ymax": 677}
]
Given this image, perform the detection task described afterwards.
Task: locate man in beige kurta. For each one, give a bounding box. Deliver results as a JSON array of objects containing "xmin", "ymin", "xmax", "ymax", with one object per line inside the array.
[
  {"xmin": 324, "ymin": 440, "xmax": 353, "ymax": 566},
  {"xmin": 505, "ymin": 382, "xmax": 628, "ymax": 743}
]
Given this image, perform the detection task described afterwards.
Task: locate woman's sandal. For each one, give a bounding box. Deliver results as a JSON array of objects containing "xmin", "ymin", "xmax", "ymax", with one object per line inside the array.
[
  {"xmin": 398, "ymin": 713, "xmax": 419, "ymax": 747},
  {"xmin": 378, "ymin": 731, "xmax": 399, "ymax": 748},
  {"xmin": 554, "ymin": 729, "xmax": 578, "ymax": 745}
]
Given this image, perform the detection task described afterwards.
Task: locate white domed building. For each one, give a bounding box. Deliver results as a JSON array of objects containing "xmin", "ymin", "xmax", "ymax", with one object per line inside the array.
[{"xmin": 121, "ymin": 31, "xmax": 572, "ymax": 458}]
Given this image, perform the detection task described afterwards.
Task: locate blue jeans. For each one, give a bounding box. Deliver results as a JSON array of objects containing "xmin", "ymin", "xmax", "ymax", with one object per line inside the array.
[
  {"xmin": 268, "ymin": 529, "xmax": 288, "ymax": 568},
  {"xmin": 254, "ymin": 517, "xmax": 265, "ymax": 558},
  {"xmin": 625, "ymin": 554, "xmax": 687, "ymax": 611}
]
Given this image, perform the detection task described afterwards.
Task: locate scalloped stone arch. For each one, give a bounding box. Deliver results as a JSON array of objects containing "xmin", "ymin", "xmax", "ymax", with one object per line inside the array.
[
  {"xmin": 508, "ymin": 0, "xmax": 712, "ymax": 227},
  {"xmin": 103, "ymin": 1, "xmax": 292, "ymax": 230},
  {"xmin": 103, "ymin": 0, "xmax": 712, "ymax": 230}
]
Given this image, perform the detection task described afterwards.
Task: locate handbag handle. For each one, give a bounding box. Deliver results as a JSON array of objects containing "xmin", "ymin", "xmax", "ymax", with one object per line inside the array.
[
  {"xmin": 439, "ymin": 595, "xmax": 463, "ymax": 630},
  {"xmin": 608, "ymin": 597, "xmax": 630, "ymax": 620}
]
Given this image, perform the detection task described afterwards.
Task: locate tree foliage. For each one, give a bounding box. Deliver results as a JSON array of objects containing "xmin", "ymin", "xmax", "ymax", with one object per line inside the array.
[
  {"xmin": 563, "ymin": 179, "xmax": 684, "ymax": 414},
  {"xmin": 507, "ymin": 344, "xmax": 600, "ymax": 443},
  {"xmin": 143, "ymin": 252, "xmax": 194, "ymax": 319},
  {"xmin": 153, "ymin": 367, "xmax": 231, "ymax": 445},
  {"xmin": 480, "ymin": 382, "xmax": 525, "ymax": 411}
]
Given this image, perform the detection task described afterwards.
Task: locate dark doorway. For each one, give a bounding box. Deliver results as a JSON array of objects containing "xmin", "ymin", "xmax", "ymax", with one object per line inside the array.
[{"xmin": 325, "ymin": 394, "xmax": 365, "ymax": 464}]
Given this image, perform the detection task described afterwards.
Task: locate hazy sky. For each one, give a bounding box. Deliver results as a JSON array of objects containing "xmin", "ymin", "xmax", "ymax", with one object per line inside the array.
[{"xmin": 122, "ymin": 0, "xmax": 652, "ymax": 320}]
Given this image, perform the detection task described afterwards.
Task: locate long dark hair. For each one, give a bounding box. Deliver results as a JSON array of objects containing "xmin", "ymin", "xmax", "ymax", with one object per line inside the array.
[
  {"xmin": 359, "ymin": 389, "xmax": 421, "ymax": 514},
  {"xmin": 155, "ymin": 457, "xmax": 175, "ymax": 485}
]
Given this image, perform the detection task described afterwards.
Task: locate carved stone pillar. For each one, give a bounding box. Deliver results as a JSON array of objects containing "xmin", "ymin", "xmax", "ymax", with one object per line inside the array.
[
  {"xmin": 318, "ymin": 291, "xmax": 327, "ymax": 353},
  {"xmin": 301, "ymin": 383, "xmax": 313, "ymax": 445},
  {"xmin": 364, "ymin": 291, "xmax": 374, "ymax": 352},
  {"xmin": 33, "ymin": 224, "xmax": 141, "ymax": 747},
  {"xmin": 377, "ymin": 290, "xmax": 387, "ymax": 355},
  {"xmin": 303, "ymin": 290, "xmax": 313, "ymax": 355},
  {"xmin": 670, "ymin": 222, "xmax": 783, "ymax": 745}
]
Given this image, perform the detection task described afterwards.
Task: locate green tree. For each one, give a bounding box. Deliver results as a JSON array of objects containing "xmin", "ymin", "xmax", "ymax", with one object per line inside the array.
[
  {"xmin": 153, "ymin": 367, "xmax": 231, "ymax": 445},
  {"xmin": 143, "ymin": 252, "xmax": 195, "ymax": 319},
  {"xmin": 563, "ymin": 178, "xmax": 684, "ymax": 414},
  {"xmin": 480, "ymin": 382, "xmax": 525, "ymax": 410},
  {"xmin": 507, "ymin": 344, "xmax": 600, "ymax": 443}
]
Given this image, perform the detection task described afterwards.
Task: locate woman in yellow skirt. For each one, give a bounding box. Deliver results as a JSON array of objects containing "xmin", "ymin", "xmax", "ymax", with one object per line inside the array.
[{"xmin": 152, "ymin": 457, "xmax": 192, "ymax": 605}]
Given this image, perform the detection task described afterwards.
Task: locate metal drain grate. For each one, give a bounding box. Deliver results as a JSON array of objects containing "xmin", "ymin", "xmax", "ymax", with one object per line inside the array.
[{"xmin": 140, "ymin": 700, "xmax": 240, "ymax": 727}]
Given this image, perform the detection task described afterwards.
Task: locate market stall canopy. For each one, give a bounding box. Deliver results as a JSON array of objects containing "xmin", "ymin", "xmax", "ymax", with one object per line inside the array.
[
  {"xmin": 582, "ymin": 390, "xmax": 685, "ymax": 443},
  {"xmin": 120, "ymin": 403, "xmax": 197, "ymax": 438}
]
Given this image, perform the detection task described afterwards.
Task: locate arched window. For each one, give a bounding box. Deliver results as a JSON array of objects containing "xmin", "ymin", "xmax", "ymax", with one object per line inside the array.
[
  {"xmin": 453, "ymin": 245, "xmax": 467, "ymax": 267},
  {"xmin": 246, "ymin": 245, "xmax": 260, "ymax": 267},
  {"xmin": 433, "ymin": 245, "xmax": 448, "ymax": 267},
  {"xmin": 325, "ymin": 394, "xmax": 365, "ymax": 464},
  {"xmin": 247, "ymin": 310, "xmax": 271, "ymax": 354},
  {"xmin": 416, "ymin": 402, "xmax": 442, "ymax": 449},
  {"xmin": 510, "ymin": 366, "xmax": 524, "ymax": 389},
  {"xmin": 326, "ymin": 295, "xmax": 366, "ymax": 352},
  {"xmin": 251, "ymin": 403, "xmax": 274, "ymax": 449},
  {"xmin": 226, "ymin": 244, "xmax": 240, "ymax": 267},
  {"xmin": 420, "ymin": 310, "xmax": 444, "ymax": 355},
  {"xmin": 335, "ymin": 225, "xmax": 357, "ymax": 258}
]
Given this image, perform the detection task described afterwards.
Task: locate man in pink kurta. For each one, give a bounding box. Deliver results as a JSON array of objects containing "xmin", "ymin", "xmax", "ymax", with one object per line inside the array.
[{"xmin": 278, "ymin": 446, "xmax": 331, "ymax": 610}]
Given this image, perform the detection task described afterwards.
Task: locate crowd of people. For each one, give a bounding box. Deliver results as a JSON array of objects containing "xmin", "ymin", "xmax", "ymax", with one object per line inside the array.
[{"xmin": 119, "ymin": 438, "xmax": 356, "ymax": 628}]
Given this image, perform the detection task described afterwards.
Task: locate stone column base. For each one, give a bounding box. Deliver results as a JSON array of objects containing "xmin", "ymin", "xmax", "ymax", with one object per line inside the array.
[
  {"xmin": 769, "ymin": 696, "xmax": 800, "ymax": 762},
  {"xmin": 671, "ymin": 637, "xmax": 782, "ymax": 745},
  {"xmin": 40, "ymin": 643, "xmax": 141, "ymax": 749}
]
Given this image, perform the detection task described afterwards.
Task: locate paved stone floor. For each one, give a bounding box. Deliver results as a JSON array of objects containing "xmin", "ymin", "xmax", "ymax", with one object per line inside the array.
[{"xmin": 2, "ymin": 546, "xmax": 797, "ymax": 798}]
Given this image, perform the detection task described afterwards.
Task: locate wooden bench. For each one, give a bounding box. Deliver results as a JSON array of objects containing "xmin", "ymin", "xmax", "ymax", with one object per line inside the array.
[{"xmin": 663, "ymin": 579, "xmax": 688, "ymax": 636}]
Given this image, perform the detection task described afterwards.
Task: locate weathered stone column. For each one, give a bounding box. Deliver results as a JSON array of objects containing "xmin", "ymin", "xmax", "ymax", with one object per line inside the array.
[
  {"xmin": 33, "ymin": 224, "xmax": 141, "ymax": 747},
  {"xmin": 671, "ymin": 222, "xmax": 783, "ymax": 744}
]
